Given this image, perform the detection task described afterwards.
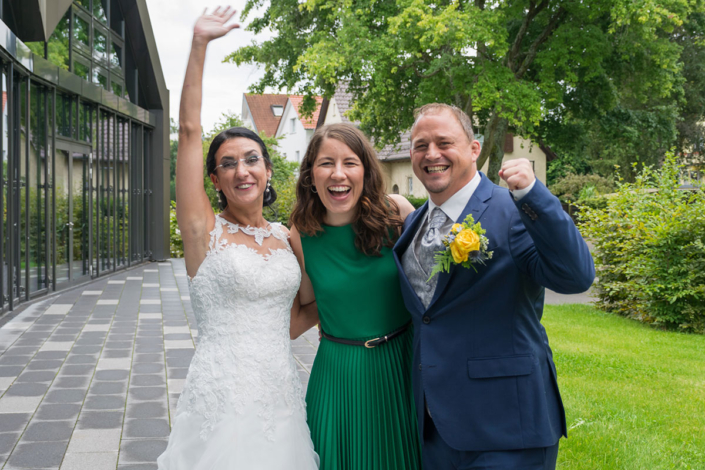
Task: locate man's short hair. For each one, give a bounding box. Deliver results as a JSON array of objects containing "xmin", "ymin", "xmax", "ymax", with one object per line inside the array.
[{"xmin": 412, "ymin": 103, "xmax": 475, "ymax": 143}]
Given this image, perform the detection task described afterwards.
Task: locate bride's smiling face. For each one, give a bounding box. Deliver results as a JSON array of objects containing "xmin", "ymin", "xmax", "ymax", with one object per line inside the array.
[
  {"xmin": 311, "ymin": 138, "xmax": 365, "ymax": 226},
  {"xmin": 210, "ymin": 137, "xmax": 271, "ymax": 209}
]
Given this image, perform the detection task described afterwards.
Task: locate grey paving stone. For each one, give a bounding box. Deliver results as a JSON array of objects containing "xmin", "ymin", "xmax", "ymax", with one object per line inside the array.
[
  {"xmin": 54, "ymin": 376, "xmax": 90, "ymax": 389},
  {"xmin": 102, "ymin": 349, "xmax": 131, "ymax": 358},
  {"xmin": 132, "ymin": 363, "xmax": 163, "ymax": 375},
  {"xmin": 95, "ymin": 370, "xmax": 129, "ymax": 381},
  {"xmin": 90, "ymin": 381, "xmax": 127, "ymax": 395},
  {"xmin": 84, "ymin": 395, "xmax": 126, "ymax": 410},
  {"xmin": 4, "ymin": 347, "xmax": 36, "ymax": 355},
  {"xmin": 66, "ymin": 354, "xmax": 99, "ymax": 365},
  {"xmin": 165, "ymin": 349, "xmax": 193, "ymax": 358},
  {"xmin": 110, "ymin": 328, "xmax": 136, "ymax": 334},
  {"xmin": 105, "ymin": 341, "xmax": 133, "ymax": 349},
  {"xmin": 23, "ymin": 421, "xmax": 74, "ymax": 441},
  {"xmin": 4, "ymin": 382, "xmax": 50, "ymax": 397},
  {"xmin": 134, "ymin": 344, "xmax": 164, "ymax": 353},
  {"xmin": 0, "ymin": 432, "xmax": 20, "ymax": 454},
  {"xmin": 7, "ymin": 441, "xmax": 67, "ymax": 467},
  {"xmin": 118, "ymin": 464, "xmax": 157, "ymax": 470},
  {"xmin": 44, "ymin": 389, "xmax": 87, "ymax": 404},
  {"xmin": 166, "ymin": 368, "xmax": 188, "ymax": 379},
  {"xmin": 123, "ymin": 419, "xmax": 170, "ymax": 438},
  {"xmin": 165, "ymin": 356, "xmax": 190, "ymax": 368},
  {"xmin": 25, "ymin": 360, "xmax": 63, "ymax": 370},
  {"xmin": 59, "ymin": 365, "xmax": 95, "ymax": 376},
  {"xmin": 127, "ymin": 387, "xmax": 165, "ymax": 401},
  {"xmin": 71, "ymin": 345, "xmax": 103, "ymax": 355},
  {"xmin": 125, "ymin": 402, "xmax": 167, "ymax": 420},
  {"xmin": 35, "ymin": 404, "xmax": 82, "ymax": 421},
  {"xmin": 0, "ymin": 366, "xmax": 25, "ymax": 377},
  {"xmin": 75, "ymin": 337, "xmax": 105, "ymax": 345},
  {"xmin": 118, "ymin": 439, "xmax": 167, "ymax": 463},
  {"xmin": 17, "ymin": 370, "xmax": 57, "ymax": 382},
  {"xmin": 133, "ymin": 354, "xmax": 162, "ymax": 363},
  {"xmin": 0, "ymin": 414, "xmax": 31, "ymax": 432},
  {"xmin": 163, "ymin": 334, "xmax": 190, "ymax": 340},
  {"xmin": 76, "ymin": 411, "xmax": 124, "ymax": 429},
  {"xmin": 130, "ymin": 375, "xmax": 164, "ymax": 387},
  {"xmin": 48, "ymin": 334, "xmax": 78, "ymax": 342},
  {"xmin": 0, "ymin": 356, "xmax": 30, "ymax": 366}
]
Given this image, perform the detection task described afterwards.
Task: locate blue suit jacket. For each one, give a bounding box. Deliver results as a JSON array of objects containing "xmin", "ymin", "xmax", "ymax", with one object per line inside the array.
[{"xmin": 393, "ymin": 173, "xmax": 595, "ymax": 452}]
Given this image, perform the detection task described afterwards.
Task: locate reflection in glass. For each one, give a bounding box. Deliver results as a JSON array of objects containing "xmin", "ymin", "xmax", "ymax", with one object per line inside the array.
[
  {"xmin": 94, "ymin": 31, "xmax": 107, "ymax": 62},
  {"xmin": 73, "ymin": 15, "xmax": 90, "ymax": 48},
  {"xmin": 74, "ymin": 60, "xmax": 90, "ymax": 81},
  {"xmin": 56, "ymin": 94, "xmax": 76, "ymax": 138},
  {"xmin": 79, "ymin": 103, "xmax": 92, "ymax": 143},
  {"xmin": 19, "ymin": 79, "xmax": 27, "ymax": 295},
  {"xmin": 2, "ymin": 71, "xmax": 9, "ymax": 304},
  {"xmin": 93, "ymin": 68, "xmax": 109, "ymax": 90},
  {"xmin": 111, "ymin": 81, "xmax": 122, "ymax": 97},
  {"xmin": 56, "ymin": 149, "xmax": 70, "ymax": 284},
  {"xmin": 29, "ymin": 83, "xmax": 48, "ymax": 292},
  {"xmin": 76, "ymin": 0, "xmax": 91, "ymax": 12},
  {"xmin": 94, "ymin": 0, "xmax": 108, "ymax": 24},
  {"xmin": 100, "ymin": 111, "xmax": 115, "ymax": 271},
  {"xmin": 73, "ymin": 152, "xmax": 90, "ymax": 278},
  {"xmin": 48, "ymin": 11, "xmax": 70, "ymax": 70},
  {"xmin": 110, "ymin": 42, "xmax": 122, "ymax": 68},
  {"xmin": 122, "ymin": 120, "xmax": 130, "ymax": 266}
]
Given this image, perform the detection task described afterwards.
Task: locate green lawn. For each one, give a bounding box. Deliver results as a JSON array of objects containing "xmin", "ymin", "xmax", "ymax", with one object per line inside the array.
[{"xmin": 545, "ymin": 304, "xmax": 705, "ymax": 469}]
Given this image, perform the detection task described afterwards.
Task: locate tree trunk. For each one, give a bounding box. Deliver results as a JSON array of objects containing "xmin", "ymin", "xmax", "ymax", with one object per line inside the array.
[{"xmin": 477, "ymin": 112, "xmax": 508, "ymax": 184}]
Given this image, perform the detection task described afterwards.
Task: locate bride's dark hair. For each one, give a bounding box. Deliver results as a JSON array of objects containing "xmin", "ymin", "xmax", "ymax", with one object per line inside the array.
[
  {"xmin": 205, "ymin": 127, "xmax": 277, "ymax": 210},
  {"xmin": 290, "ymin": 123, "xmax": 403, "ymax": 257}
]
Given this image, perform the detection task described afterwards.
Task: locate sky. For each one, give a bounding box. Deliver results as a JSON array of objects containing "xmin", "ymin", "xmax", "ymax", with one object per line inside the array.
[{"xmin": 146, "ymin": 0, "xmax": 274, "ymax": 134}]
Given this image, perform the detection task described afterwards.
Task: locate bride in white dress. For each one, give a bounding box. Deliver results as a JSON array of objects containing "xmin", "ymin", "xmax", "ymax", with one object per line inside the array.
[{"xmin": 157, "ymin": 7, "xmax": 319, "ymax": 469}]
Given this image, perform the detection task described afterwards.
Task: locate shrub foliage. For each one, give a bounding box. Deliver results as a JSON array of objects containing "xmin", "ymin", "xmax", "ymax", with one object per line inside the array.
[{"xmin": 580, "ymin": 155, "xmax": 705, "ymax": 333}]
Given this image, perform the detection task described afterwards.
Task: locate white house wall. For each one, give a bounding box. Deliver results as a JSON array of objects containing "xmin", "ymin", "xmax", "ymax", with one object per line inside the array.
[{"xmin": 275, "ymin": 100, "xmax": 310, "ymax": 164}]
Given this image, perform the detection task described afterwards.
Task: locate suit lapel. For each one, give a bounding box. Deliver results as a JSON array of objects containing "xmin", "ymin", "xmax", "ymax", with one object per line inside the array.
[{"xmin": 427, "ymin": 173, "xmax": 494, "ymax": 311}]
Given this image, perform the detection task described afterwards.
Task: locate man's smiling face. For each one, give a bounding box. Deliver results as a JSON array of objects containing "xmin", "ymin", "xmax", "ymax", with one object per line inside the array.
[{"xmin": 410, "ymin": 109, "xmax": 481, "ymax": 205}]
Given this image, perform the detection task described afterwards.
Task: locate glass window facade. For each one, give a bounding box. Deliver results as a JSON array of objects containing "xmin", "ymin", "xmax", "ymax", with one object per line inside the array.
[{"xmin": 0, "ymin": 1, "xmax": 168, "ymax": 316}]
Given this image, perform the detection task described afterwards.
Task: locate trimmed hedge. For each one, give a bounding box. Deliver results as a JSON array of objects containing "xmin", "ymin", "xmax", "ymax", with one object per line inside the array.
[{"xmin": 580, "ymin": 155, "xmax": 705, "ymax": 333}]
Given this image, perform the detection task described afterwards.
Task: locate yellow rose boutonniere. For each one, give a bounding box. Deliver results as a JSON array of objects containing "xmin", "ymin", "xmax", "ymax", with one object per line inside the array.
[{"xmin": 428, "ymin": 214, "xmax": 493, "ymax": 281}]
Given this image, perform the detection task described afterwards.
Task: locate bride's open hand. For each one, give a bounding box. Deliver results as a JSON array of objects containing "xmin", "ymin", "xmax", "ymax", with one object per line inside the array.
[{"xmin": 194, "ymin": 6, "xmax": 239, "ymax": 43}]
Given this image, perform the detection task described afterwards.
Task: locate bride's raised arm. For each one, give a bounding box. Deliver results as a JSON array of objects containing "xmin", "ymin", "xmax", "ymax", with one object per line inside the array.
[{"xmin": 176, "ymin": 8, "xmax": 239, "ymax": 278}]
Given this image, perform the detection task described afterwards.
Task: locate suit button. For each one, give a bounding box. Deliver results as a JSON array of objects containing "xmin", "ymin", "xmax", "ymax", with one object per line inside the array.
[
  {"xmin": 423, "ymin": 316, "xmax": 430, "ymax": 324},
  {"xmin": 418, "ymin": 364, "xmax": 423, "ymax": 371}
]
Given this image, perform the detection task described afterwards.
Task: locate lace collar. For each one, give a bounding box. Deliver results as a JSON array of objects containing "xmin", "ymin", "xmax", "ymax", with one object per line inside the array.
[{"xmin": 215, "ymin": 214, "xmax": 287, "ymax": 246}]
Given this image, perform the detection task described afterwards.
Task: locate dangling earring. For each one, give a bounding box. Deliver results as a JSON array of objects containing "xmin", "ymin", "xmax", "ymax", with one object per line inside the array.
[
  {"xmin": 311, "ymin": 186, "xmax": 318, "ymax": 194},
  {"xmin": 266, "ymin": 179, "xmax": 271, "ymax": 194}
]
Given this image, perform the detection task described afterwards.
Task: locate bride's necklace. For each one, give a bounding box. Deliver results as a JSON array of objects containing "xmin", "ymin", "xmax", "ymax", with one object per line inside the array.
[{"xmin": 218, "ymin": 214, "xmax": 273, "ymax": 246}]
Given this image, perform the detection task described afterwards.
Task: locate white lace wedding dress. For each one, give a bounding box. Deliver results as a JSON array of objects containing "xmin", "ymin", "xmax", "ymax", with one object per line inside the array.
[{"xmin": 157, "ymin": 215, "xmax": 319, "ymax": 469}]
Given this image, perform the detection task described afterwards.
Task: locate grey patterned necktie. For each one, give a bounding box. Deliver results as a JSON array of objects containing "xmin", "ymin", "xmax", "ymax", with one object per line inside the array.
[{"xmin": 418, "ymin": 207, "xmax": 448, "ymax": 273}]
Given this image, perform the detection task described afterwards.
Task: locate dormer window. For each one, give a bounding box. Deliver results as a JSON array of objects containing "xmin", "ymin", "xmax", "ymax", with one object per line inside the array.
[{"xmin": 271, "ymin": 105, "xmax": 283, "ymax": 117}]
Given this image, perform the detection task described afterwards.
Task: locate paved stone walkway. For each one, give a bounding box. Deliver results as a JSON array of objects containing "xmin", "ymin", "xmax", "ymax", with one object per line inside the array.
[
  {"xmin": 0, "ymin": 258, "xmax": 590, "ymax": 469},
  {"xmin": 0, "ymin": 259, "xmax": 318, "ymax": 469}
]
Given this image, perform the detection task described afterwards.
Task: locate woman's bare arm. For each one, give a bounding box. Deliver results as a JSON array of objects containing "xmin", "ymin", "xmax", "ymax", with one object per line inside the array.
[
  {"xmin": 288, "ymin": 225, "xmax": 319, "ymax": 339},
  {"xmin": 388, "ymin": 194, "xmax": 416, "ymax": 221},
  {"xmin": 176, "ymin": 8, "xmax": 239, "ymax": 277}
]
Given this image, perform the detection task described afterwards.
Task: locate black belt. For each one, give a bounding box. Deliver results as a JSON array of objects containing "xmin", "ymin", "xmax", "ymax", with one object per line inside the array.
[{"xmin": 320, "ymin": 321, "xmax": 411, "ymax": 349}]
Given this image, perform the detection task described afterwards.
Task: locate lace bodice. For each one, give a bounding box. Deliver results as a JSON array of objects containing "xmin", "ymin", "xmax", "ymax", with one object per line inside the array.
[{"xmin": 179, "ymin": 215, "xmax": 305, "ymax": 440}]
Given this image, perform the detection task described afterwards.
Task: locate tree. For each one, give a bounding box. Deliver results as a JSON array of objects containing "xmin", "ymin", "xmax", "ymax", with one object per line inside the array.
[
  {"xmin": 170, "ymin": 118, "xmax": 178, "ymax": 202},
  {"xmin": 229, "ymin": 0, "xmax": 696, "ymax": 183}
]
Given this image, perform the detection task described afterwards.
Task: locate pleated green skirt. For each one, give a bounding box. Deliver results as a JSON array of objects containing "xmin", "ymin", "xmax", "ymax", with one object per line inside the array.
[{"xmin": 305, "ymin": 328, "xmax": 422, "ymax": 470}]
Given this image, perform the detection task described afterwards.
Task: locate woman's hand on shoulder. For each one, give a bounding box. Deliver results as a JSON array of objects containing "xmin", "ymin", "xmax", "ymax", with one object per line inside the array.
[{"xmin": 388, "ymin": 194, "xmax": 415, "ymax": 221}]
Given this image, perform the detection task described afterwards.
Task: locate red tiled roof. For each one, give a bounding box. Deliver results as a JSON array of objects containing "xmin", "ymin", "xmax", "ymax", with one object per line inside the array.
[
  {"xmin": 289, "ymin": 95, "xmax": 324, "ymax": 129},
  {"xmin": 244, "ymin": 94, "xmax": 289, "ymax": 137}
]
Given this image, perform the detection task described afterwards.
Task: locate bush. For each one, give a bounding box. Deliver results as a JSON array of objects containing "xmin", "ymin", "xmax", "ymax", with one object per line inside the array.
[
  {"xmin": 404, "ymin": 195, "xmax": 428, "ymax": 209},
  {"xmin": 549, "ymin": 173, "xmax": 615, "ymax": 204},
  {"xmin": 170, "ymin": 203, "xmax": 184, "ymax": 258},
  {"xmin": 579, "ymin": 153, "xmax": 705, "ymax": 333}
]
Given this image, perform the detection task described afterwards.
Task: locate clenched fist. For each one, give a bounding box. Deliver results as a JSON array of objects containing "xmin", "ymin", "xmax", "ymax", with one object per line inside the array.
[{"xmin": 498, "ymin": 158, "xmax": 536, "ymax": 191}]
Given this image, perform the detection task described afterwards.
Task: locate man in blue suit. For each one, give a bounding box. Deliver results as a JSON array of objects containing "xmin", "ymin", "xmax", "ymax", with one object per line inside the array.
[{"xmin": 393, "ymin": 103, "xmax": 595, "ymax": 469}]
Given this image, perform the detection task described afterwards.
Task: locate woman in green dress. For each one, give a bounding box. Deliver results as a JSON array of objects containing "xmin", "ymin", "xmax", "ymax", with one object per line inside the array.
[{"xmin": 289, "ymin": 123, "xmax": 421, "ymax": 470}]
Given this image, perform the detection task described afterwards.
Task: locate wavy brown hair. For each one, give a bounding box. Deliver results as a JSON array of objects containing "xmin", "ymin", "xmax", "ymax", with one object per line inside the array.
[{"xmin": 290, "ymin": 123, "xmax": 404, "ymax": 256}]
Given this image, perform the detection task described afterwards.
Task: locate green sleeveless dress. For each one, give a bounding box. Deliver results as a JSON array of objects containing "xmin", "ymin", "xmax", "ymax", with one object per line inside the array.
[{"xmin": 301, "ymin": 224, "xmax": 422, "ymax": 470}]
